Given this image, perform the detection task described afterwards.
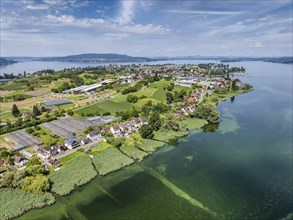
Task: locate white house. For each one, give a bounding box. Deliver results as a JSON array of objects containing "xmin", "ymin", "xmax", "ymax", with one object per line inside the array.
[{"xmin": 87, "ymin": 129, "xmax": 102, "ymax": 141}]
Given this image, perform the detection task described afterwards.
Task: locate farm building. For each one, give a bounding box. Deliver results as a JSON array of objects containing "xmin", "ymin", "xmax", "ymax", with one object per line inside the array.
[
  {"xmin": 43, "ymin": 98, "xmax": 72, "ymax": 108},
  {"xmin": 6, "ymin": 130, "xmax": 43, "ymax": 150}
]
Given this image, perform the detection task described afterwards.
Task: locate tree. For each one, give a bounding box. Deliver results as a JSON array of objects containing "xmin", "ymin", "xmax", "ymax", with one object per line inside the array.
[
  {"xmin": 26, "ymin": 156, "xmax": 41, "ymax": 167},
  {"xmin": 25, "ymin": 165, "xmax": 45, "ymax": 176},
  {"xmin": 139, "ymin": 124, "xmax": 154, "ymax": 139},
  {"xmin": 21, "ymin": 174, "xmax": 50, "ymax": 194},
  {"xmin": 33, "ymin": 105, "xmax": 41, "ymax": 116},
  {"xmin": 149, "ymin": 111, "xmax": 161, "ymax": 131},
  {"xmin": 127, "ymin": 94, "xmax": 138, "ymax": 103},
  {"xmin": 67, "ymin": 109, "xmax": 74, "ymax": 116},
  {"xmin": 166, "ymin": 92, "xmax": 174, "ymax": 104},
  {"xmin": 12, "ymin": 104, "xmax": 20, "ymax": 117},
  {"xmin": 194, "ymin": 103, "xmax": 220, "ymax": 124},
  {"xmin": 163, "ymin": 114, "xmax": 180, "ymax": 131}
]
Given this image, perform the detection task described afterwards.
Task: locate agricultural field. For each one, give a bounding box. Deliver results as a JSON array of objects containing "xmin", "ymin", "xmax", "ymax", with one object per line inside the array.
[
  {"xmin": 93, "ymin": 147, "xmax": 134, "ymax": 176},
  {"xmin": 120, "ymin": 143, "xmax": 149, "ymax": 161},
  {"xmin": 149, "ymin": 80, "xmax": 171, "ymax": 89},
  {"xmin": 33, "ymin": 126, "xmax": 64, "ymax": 146},
  {"xmin": 49, "ymin": 155, "xmax": 97, "ymax": 195},
  {"xmin": 133, "ymin": 98, "xmax": 161, "ymax": 109},
  {"xmin": 0, "ymin": 188, "xmax": 55, "ymax": 220},
  {"xmin": 25, "ymin": 90, "xmax": 50, "ymax": 97},
  {"xmin": 111, "ymin": 87, "xmax": 158, "ymax": 102},
  {"xmin": 75, "ymin": 100, "xmax": 132, "ymax": 116},
  {"xmin": 137, "ymin": 139, "xmax": 165, "ymax": 153}
]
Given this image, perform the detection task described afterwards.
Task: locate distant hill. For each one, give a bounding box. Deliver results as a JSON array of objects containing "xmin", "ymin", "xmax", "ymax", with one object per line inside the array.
[
  {"xmin": 220, "ymin": 57, "xmax": 293, "ymax": 64},
  {"xmin": 0, "ymin": 58, "xmax": 17, "ymax": 66},
  {"xmin": 36, "ymin": 53, "xmax": 154, "ymax": 63}
]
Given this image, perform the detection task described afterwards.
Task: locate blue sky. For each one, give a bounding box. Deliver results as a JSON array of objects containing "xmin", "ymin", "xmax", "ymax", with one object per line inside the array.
[{"xmin": 1, "ymin": 0, "xmax": 292, "ymax": 57}]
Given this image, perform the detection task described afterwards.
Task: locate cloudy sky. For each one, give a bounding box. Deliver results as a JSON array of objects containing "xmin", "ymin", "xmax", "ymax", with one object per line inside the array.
[{"xmin": 1, "ymin": 0, "xmax": 292, "ymax": 57}]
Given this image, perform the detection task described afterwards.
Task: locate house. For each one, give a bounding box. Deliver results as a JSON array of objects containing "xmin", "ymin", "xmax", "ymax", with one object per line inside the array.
[
  {"xmin": 101, "ymin": 126, "xmax": 111, "ymax": 134},
  {"xmin": 110, "ymin": 125, "xmax": 121, "ymax": 136},
  {"xmin": 64, "ymin": 137, "xmax": 80, "ymax": 149},
  {"xmin": 141, "ymin": 117, "xmax": 148, "ymax": 125},
  {"xmin": 81, "ymin": 138, "xmax": 91, "ymax": 145},
  {"xmin": 14, "ymin": 156, "xmax": 28, "ymax": 167},
  {"xmin": 48, "ymin": 159, "xmax": 62, "ymax": 167},
  {"xmin": 38, "ymin": 145, "xmax": 59, "ymax": 160},
  {"xmin": 87, "ymin": 129, "xmax": 102, "ymax": 141},
  {"xmin": 119, "ymin": 121, "xmax": 134, "ymax": 132},
  {"xmin": 0, "ymin": 159, "xmax": 5, "ymax": 166}
]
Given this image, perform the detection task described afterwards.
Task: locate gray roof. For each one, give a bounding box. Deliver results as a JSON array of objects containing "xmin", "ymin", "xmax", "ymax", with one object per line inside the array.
[{"xmin": 43, "ymin": 98, "xmax": 72, "ymax": 107}]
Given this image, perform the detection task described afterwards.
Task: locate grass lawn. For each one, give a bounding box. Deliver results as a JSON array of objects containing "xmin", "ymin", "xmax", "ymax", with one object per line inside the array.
[
  {"xmin": 67, "ymin": 95, "xmax": 86, "ymax": 101},
  {"xmin": 34, "ymin": 126, "xmax": 64, "ymax": 146},
  {"xmin": 58, "ymin": 151, "xmax": 85, "ymax": 164},
  {"xmin": 93, "ymin": 147, "xmax": 134, "ymax": 176},
  {"xmin": 154, "ymin": 129, "xmax": 188, "ymax": 143},
  {"xmin": 151, "ymin": 89, "xmax": 167, "ymax": 102},
  {"xmin": 133, "ymin": 98, "xmax": 161, "ymax": 109},
  {"xmin": 112, "ymin": 87, "xmax": 158, "ymax": 103},
  {"xmin": 120, "ymin": 143, "xmax": 149, "ymax": 161},
  {"xmin": 57, "ymin": 103, "xmax": 76, "ymax": 110},
  {"xmin": 179, "ymin": 118, "xmax": 208, "ymax": 130},
  {"xmin": 137, "ymin": 139, "xmax": 165, "ymax": 153},
  {"xmin": 0, "ymin": 188, "xmax": 55, "ymax": 220},
  {"xmin": 149, "ymin": 81, "xmax": 171, "ymax": 89},
  {"xmin": 49, "ymin": 154, "xmax": 97, "ymax": 195},
  {"xmin": 173, "ymin": 85, "xmax": 192, "ymax": 93},
  {"xmin": 90, "ymin": 141, "xmax": 111, "ymax": 153}
]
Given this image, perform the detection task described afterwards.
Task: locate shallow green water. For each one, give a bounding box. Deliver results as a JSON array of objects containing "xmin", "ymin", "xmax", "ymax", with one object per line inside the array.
[{"xmin": 20, "ymin": 62, "xmax": 292, "ymax": 220}]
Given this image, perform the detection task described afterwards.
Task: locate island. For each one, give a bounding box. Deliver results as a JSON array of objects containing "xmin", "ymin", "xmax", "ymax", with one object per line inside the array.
[{"xmin": 0, "ymin": 63, "xmax": 253, "ymax": 219}]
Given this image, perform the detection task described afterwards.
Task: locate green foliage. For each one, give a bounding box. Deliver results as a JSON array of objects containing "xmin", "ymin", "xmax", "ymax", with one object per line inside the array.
[
  {"xmin": 0, "ymin": 188, "xmax": 55, "ymax": 220},
  {"xmin": 126, "ymin": 94, "xmax": 138, "ymax": 103},
  {"xmin": 163, "ymin": 114, "xmax": 180, "ymax": 131},
  {"xmin": 21, "ymin": 174, "xmax": 50, "ymax": 194},
  {"xmin": 194, "ymin": 102, "xmax": 220, "ymax": 124},
  {"xmin": 26, "ymin": 156, "xmax": 41, "ymax": 167},
  {"xmin": 49, "ymin": 155, "xmax": 97, "ymax": 195},
  {"xmin": 12, "ymin": 104, "xmax": 20, "ymax": 117},
  {"xmin": 33, "ymin": 106, "xmax": 41, "ymax": 116},
  {"xmin": 166, "ymin": 92, "xmax": 174, "ymax": 103},
  {"xmin": 139, "ymin": 124, "xmax": 154, "ymax": 139},
  {"xmin": 93, "ymin": 147, "xmax": 134, "ymax": 176},
  {"xmin": 24, "ymin": 165, "xmax": 45, "ymax": 176},
  {"xmin": 149, "ymin": 111, "xmax": 161, "ymax": 131}
]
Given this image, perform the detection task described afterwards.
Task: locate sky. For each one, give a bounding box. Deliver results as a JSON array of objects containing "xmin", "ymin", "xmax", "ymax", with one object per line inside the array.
[{"xmin": 1, "ymin": 0, "xmax": 292, "ymax": 57}]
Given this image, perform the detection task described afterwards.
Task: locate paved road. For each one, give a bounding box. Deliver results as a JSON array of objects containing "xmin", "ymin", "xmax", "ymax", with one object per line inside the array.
[{"xmin": 53, "ymin": 139, "xmax": 102, "ymax": 160}]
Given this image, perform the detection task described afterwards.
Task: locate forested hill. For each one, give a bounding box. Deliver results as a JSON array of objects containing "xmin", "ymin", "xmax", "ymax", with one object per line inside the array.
[
  {"xmin": 36, "ymin": 53, "xmax": 154, "ymax": 63},
  {"xmin": 0, "ymin": 58, "xmax": 17, "ymax": 66}
]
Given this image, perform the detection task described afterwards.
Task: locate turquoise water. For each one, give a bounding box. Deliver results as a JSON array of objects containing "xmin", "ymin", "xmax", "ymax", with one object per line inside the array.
[{"xmin": 20, "ymin": 62, "xmax": 292, "ymax": 220}]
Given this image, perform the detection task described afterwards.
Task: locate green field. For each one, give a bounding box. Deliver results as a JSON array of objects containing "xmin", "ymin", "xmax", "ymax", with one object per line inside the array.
[
  {"xmin": 133, "ymin": 98, "xmax": 161, "ymax": 108},
  {"xmin": 58, "ymin": 151, "xmax": 86, "ymax": 164},
  {"xmin": 0, "ymin": 188, "xmax": 55, "ymax": 220},
  {"xmin": 151, "ymin": 89, "xmax": 167, "ymax": 102},
  {"xmin": 49, "ymin": 155, "xmax": 97, "ymax": 195},
  {"xmin": 75, "ymin": 100, "xmax": 132, "ymax": 115},
  {"xmin": 149, "ymin": 81, "xmax": 171, "ymax": 89},
  {"xmin": 137, "ymin": 139, "xmax": 165, "ymax": 153},
  {"xmin": 112, "ymin": 87, "xmax": 158, "ymax": 103},
  {"xmin": 120, "ymin": 144, "xmax": 149, "ymax": 161},
  {"xmin": 93, "ymin": 147, "xmax": 134, "ymax": 176}
]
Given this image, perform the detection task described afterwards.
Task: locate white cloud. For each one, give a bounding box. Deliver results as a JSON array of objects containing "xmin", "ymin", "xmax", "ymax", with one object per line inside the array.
[
  {"xmin": 115, "ymin": 0, "xmax": 137, "ymax": 24},
  {"xmin": 45, "ymin": 15, "xmax": 105, "ymax": 27},
  {"xmin": 162, "ymin": 9, "xmax": 244, "ymax": 15},
  {"xmin": 25, "ymin": 4, "xmax": 49, "ymax": 10},
  {"xmin": 250, "ymin": 41, "xmax": 264, "ymax": 48}
]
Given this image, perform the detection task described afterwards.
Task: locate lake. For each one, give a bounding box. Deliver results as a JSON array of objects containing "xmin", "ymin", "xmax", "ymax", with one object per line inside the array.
[
  {"xmin": 19, "ymin": 61, "xmax": 292, "ymax": 220},
  {"xmin": 0, "ymin": 60, "xmax": 217, "ymax": 75}
]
